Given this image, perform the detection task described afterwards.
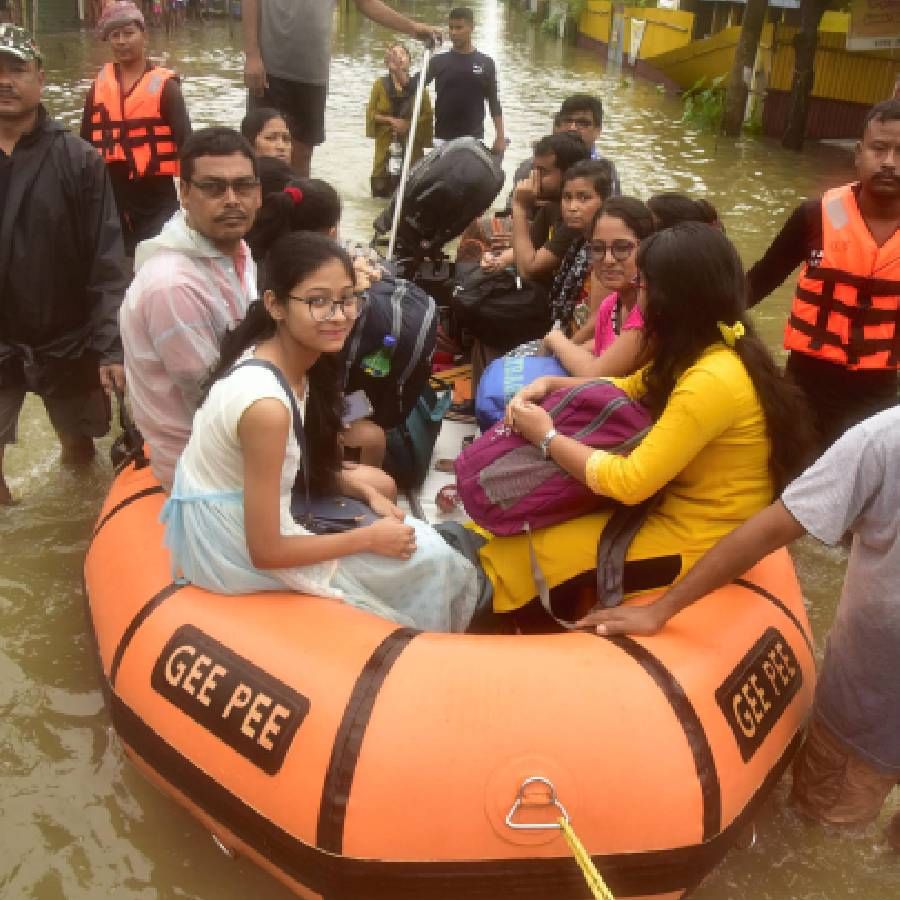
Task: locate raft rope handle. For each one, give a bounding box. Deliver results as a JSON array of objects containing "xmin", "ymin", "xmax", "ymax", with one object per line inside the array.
[
  {"xmin": 505, "ymin": 776, "xmax": 570, "ymax": 831},
  {"xmin": 559, "ymin": 817, "xmax": 616, "ymax": 900}
]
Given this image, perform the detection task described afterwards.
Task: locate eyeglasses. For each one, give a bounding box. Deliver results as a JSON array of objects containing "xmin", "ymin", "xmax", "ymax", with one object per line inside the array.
[
  {"xmin": 287, "ymin": 293, "xmax": 366, "ymax": 321},
  {"xmin": 187, "ymin": 177, "xmax": 260, "ymax": 199},
  {"xmin": 561, "ymin": 116, "xmax": 595, "ymax": 129},
  {"xmin": 589, "ymin": 239, "xmax": 637, "ymax": 262}
]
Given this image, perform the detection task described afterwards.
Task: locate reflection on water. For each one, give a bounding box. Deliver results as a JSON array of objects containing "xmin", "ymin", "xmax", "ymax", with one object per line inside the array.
[{"xmin": 1, "ymin": 2, "xmax": 898, "ymax": 898}]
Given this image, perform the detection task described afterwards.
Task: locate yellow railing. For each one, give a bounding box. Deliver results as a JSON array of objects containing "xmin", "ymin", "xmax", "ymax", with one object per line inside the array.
[
  {"xmin": 636, "ymin": 25, "xmax": 741, "ymax": 90},
  {"xmin": 580, "ymin": 0, "xmax": 613, "ymax": 44},
  {"xmin": 578, "ymin": 0, "xmax": 693, "ymax": 59},
  {"xmin": 769, "ymin": 27, "xmax": 900, "ymax": 104},
  {"xmin": 579, "ymin": 4, "xmax": 899, "ymax": 106}
]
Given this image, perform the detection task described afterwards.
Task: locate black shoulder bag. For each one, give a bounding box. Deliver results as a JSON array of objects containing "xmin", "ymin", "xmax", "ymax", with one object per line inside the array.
[{"xmin": 233, "ymin": 360, "xmax": 378, "ymax": 534}]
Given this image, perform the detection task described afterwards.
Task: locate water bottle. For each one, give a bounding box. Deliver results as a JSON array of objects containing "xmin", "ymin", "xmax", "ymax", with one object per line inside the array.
[
  {"xmin": 361, "ymin": 335, "xmax": 397, "ymax": 378},
  {"xmin": 388, "ymin": 140, "xmax": 403, "ymax": 177}
]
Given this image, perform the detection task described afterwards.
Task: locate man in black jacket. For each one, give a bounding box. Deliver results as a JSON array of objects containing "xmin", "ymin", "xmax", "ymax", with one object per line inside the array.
[{"xmin": 0, "ymin": 25, "xmax": 127, "ymax": 504}]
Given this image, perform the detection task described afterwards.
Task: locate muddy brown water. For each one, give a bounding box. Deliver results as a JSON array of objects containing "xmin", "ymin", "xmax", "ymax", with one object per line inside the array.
[{"xmin": 1, "ymin": 2, "xmax": 898, "ymax": 898}]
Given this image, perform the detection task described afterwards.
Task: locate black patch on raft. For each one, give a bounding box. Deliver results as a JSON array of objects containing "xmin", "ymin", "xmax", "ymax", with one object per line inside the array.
[
  {"xmin": 110, "ymin": 581, "xmax": 187, "ymax": 685},
  {"xmin": 715, "ymin": 627, "xmax": 802, "ymax": 763},
  {"xmin": 316, "ymin": 626, "xmax": 419, "ymax": 853},
  {"xmin": 91, "ymin": 485, "xmax": 165, "ymax": 541},
  {"xmin": 151, "ymin": 624, "xmax": 310, "ymax": 776},
  {"xmin": 605, "ymin": 634, "xmax": 722, "ymax": 841}
]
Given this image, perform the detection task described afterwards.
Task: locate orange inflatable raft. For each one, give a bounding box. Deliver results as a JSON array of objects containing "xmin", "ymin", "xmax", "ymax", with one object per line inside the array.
[{"xmin": 84, "ymin": 460, "xmax": 816, "ymax": 900}]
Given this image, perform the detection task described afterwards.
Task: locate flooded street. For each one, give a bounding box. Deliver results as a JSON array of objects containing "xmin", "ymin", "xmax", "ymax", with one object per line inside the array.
[{"xmin": 1, "ymin": 1, "xmax": 898, "ymax": 897}]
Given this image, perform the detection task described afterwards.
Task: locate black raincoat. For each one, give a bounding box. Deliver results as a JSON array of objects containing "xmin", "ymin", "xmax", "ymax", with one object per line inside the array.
[{"xmin": 0, "ymin": 106, "xmax": 127, "ymax": 372}]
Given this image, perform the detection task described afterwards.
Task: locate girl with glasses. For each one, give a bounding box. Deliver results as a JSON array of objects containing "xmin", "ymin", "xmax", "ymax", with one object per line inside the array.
[
  {"xmin": 543, "ymin": 196, "xmax": 655, "ymax": 380},
  {"xmin": 244, "ymin": 156, "xmax": 388, "ymax": 474},
  {"xmin": 161, "ymin": 232, "xmax": 478, "ymax": 632}
]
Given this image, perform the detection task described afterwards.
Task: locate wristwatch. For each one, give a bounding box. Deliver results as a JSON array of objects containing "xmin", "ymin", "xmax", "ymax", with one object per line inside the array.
[{"xmin": 539, "ymin": 428, "xmax": 559, "ymax": 459}]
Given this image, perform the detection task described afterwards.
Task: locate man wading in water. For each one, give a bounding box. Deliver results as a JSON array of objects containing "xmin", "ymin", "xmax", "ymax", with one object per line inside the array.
[
  {"xmin": 748, "ymin": 99, "xmax": 900, "ymax": 453},
  {"xmin": 242, "ymin": 0, "xmax": 440, "ymax": 177},
  {"xmin": 0, "ymin": 25, "xmax": 127, "ymax": 505},
  {"xmin": 425, "ymin": 5, "xmax": 505, "ymax": 157},
  {"xmin": 81, "ymin": 0, "xmax": 192, "ymax": 257},
  {"xmin": 587, "ymin": 407, "xmax": 900, "ymax": 854}
]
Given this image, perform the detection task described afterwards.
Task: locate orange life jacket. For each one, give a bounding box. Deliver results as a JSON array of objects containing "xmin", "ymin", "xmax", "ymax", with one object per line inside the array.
[
  {"xmin": 89, "ymin": 62, "xmax": 180, "ymax": 179},
  {"xmin": 784, "ymin": 183, "xmax": 900, "ymax": 371}
]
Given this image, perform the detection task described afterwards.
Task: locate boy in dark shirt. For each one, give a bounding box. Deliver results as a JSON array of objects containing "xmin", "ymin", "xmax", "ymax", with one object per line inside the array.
[{"xmin": 425, "ymin": 6, "xmax": 505, "ymax": 156}]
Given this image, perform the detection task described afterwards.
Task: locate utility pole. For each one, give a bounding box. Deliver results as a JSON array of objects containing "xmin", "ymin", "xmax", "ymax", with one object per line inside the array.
[
  {"xmin": 781, "ymin": 0, "xmax": 827, "ymax": 151},
  {"xmin": 722, "ymin": 0, "xmax": 769, "ymax": 136}
]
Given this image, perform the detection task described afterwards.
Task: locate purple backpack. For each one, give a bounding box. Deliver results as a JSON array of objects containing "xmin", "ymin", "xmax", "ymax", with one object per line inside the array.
[{"xmin": 455, "ymin": 380, "xmax": 653, "ymax": 536}]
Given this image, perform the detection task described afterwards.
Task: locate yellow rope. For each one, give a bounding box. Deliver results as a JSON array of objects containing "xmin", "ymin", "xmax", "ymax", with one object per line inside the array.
[{"xmin": 559, "ymin": 818, "xmax": 616, "ymax": 900}]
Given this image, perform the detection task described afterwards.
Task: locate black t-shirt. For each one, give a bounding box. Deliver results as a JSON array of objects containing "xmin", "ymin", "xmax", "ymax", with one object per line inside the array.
[
  {"xmin": 529, "ymin": 202, "xmax": 579, "ymax": 257},
  {"xmin": 746, "ymin": 198, "xmax": 823, "ymax": 307},
  {"xmin": 0, "ymin": 113, "xmax": 47, "ymax": 311},
  {"xmin": 426, "ymin": 49, "xmax": 501, "ymax": 141},
  {"xmin": 0, "ymin": 149, "xmax": 11, "ymax": 223}
]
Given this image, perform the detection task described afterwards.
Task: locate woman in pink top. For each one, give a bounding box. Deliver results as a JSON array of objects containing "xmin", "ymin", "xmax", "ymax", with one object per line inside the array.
[{"xmin": 545, "ymin": 197, "xmax": 655, "ymax": 377}]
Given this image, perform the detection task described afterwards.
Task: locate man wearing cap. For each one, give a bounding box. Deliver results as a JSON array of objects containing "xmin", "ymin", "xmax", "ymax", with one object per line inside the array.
[
  {"xmin": 81, "ymin": 1, "xmax": 191, "ymax": 256},
  {"xmin": 243, "ymin": 0, "xmax": 441, "ymax": 177},
  {"xmin": 0, "ymin": 25, "xmax": 127, "ymax": 505}
]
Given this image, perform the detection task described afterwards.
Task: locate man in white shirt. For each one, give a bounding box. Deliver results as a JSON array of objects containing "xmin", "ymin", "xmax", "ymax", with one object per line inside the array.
[
  {"xmin": 120, "ymin": 127, "xmax": 260, "ymax": 490},
  {"xmin": 585, "ymin": 407, "xmax": 900, "ymax": 852}
]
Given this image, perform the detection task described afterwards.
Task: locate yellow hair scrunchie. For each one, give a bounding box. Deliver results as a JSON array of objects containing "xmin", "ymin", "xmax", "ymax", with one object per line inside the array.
[{"xmin": 718, "ymin": 321, "xmax": 746, "ymax": 347}]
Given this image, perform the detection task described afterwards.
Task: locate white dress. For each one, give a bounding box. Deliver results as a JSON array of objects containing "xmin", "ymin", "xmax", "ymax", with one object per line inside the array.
[{"xmin": 161, "ymin": 356, "xmax": 478, "ymax": 632}]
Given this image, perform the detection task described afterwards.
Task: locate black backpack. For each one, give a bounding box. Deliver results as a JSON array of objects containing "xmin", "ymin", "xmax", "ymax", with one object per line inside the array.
[
  {"xmin": 341, "ymin": 275, "xmax": 438, "ymax": 430},
  {"xmin": 450, "ymin": 268, "xmax": 551, "ymax": 353}
]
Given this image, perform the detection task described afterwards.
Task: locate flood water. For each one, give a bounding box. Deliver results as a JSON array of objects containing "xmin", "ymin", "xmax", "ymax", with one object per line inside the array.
[{"xmin": 1, "ymin": 1, "xmax": 898, "ymax": 898}]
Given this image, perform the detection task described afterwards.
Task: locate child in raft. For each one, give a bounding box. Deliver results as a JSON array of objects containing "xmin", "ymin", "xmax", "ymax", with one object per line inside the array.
[
  {"xmin": 161, "ymin": 232, "xmax": 478, "ymax": 632},
  {"xmin": 244, "ymin": 156, "xmax": 342, "ymax": 264},
  {"xmin": 240, "ymin": 107, "xmax": 292, "ymax": 165},
  {"xmin": 544, "ymin": 194, "xmax": 722, "ymax": 380},
  {"xmin": 543, "ymin": 159, "xmax": 614, "ymax": 333},
  {"xmin": 543, "ymin": 196, "xmax": 656, "ymax": 377},
  {"xmin": 245, "ymin": 156, "xmax": 389, "ymax": 470},
  {"xmin": 488, "ymin": 222, "xmax": 815, "ymax": 621}
]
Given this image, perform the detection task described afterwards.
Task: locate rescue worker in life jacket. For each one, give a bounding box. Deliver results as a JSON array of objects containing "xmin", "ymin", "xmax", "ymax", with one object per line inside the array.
[
  {"xmin": 747, "ymin": 99, "xmax": 900, "ymax": 453},
  {"xmin": 80, "ymin": 1, "xmax": 191, "ymax": 256}
]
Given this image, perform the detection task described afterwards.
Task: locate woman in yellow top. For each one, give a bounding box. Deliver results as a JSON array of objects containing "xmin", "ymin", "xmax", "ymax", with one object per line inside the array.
[
  {"xmin": 482, "ymin": 222, "xmax": 814, "ymax": 619},
  {"xmin": 366, "ymin": 43, "xmax": 433, "ymax": 198}
]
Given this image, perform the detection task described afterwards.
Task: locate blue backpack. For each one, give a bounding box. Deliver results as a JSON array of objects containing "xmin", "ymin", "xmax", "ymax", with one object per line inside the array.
[{"xmin": 475, "ymin": 353, "xmax": 568, "ymax": 431}]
